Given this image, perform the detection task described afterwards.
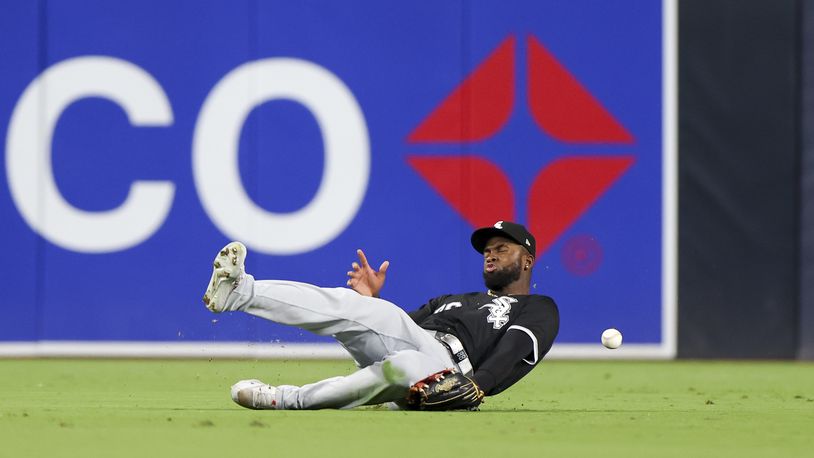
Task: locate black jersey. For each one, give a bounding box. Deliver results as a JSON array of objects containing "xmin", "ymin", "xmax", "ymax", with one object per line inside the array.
[{"xmin": 408, "ymin": 292, "xmax": 559, "ymax": 396}]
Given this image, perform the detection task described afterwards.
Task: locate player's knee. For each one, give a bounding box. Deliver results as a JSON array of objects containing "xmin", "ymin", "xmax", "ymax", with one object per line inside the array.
[{"xmin": 382, "ymin": 350, "xmax": 440, "ymax": 387}]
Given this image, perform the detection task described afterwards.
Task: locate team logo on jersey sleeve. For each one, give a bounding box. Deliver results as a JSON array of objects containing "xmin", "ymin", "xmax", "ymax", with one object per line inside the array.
[{"xmin": 479, "ymin": 296, "xmax": 517, "ymax": 329}]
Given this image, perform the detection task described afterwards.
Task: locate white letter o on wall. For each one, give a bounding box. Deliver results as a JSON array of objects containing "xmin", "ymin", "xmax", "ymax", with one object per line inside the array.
[{"xmin": 193, "ymin": 58, "xmax": 370, "ymax": 255}]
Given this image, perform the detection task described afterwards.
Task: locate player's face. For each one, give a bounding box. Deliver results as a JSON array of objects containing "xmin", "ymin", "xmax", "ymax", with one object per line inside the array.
[{"xmin": 482, "ymin": 237, "xmax": 524, "ymax": 290}]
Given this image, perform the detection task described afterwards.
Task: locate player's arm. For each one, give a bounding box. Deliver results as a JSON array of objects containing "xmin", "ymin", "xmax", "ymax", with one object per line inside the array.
[
  {"xmin": 346, "ymin": 249, "xmax": 390, "ymax": 298},
  {"xmin": 473, "ymin": 298, "xmax": 559, "ymax": 395},
  {"xmin": 472, "ymin": 332, "xmax": 537, "ymax": 395}
]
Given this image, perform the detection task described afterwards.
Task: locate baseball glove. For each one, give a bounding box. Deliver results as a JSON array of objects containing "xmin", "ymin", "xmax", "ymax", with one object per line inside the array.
[{"xmin": 405, "ymin": 369, "xmax": 485, "ymax": 411}]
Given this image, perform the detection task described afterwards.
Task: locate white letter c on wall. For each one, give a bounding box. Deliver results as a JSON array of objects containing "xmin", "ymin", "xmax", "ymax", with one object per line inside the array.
[{"xmin": 5, "ymin": 56, "xmax": 175, "ymax": 253}]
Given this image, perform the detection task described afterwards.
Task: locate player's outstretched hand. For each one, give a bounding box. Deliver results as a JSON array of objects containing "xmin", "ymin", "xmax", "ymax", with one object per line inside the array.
[{"xmin": 346, "ymin": 249, "xmax": 389, "ymax": 298}]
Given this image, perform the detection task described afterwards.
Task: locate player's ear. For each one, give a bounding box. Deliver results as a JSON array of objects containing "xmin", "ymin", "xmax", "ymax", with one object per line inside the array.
[{"xmin": 523, "ymin": 254, "xmax": 534, "ymax": 271}]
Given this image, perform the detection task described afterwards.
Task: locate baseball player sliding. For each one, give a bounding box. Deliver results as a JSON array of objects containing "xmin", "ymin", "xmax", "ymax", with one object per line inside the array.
[{"xmin": 203, "ymin": 221, "xmax": 559, "ymax": 410}]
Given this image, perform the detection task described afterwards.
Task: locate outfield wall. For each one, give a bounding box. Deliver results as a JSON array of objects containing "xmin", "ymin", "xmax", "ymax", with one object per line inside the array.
[
  {"xmin": 800, "ymin": 0, "xmax": 814, "ymax": 360},
  {"xmin": 0, "ymin": 0, "xmax": 676, "ymax": 358},
  {"xmin": 3, "ymin": 0, "xmax": 813, "ymax": 360},
  {"xmin": 678, "ymin": 0, "xmax": 802, "ymax": 359}
]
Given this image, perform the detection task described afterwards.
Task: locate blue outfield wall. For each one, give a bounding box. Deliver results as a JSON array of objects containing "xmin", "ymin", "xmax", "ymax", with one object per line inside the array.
[{"xmin": 0, "ymin": 0, "xmax": 675, "ymax": 357}]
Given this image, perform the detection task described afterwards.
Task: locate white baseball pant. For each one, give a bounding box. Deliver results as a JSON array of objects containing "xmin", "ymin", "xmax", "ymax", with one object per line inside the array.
[{"xmin": 222, "ymin": 274, "xmax": 455, "ymax": 409}]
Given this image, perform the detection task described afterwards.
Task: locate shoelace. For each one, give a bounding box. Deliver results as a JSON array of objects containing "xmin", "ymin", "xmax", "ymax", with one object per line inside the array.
[{"xmin": 252, "ymin": 385, "xmax": 277, "ymax": 408}]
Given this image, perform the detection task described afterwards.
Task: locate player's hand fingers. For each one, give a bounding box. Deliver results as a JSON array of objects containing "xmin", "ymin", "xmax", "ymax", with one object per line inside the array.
[
  {"xmin": 356, "ymin": 249, "xmax": 369, "ymax": 268},
  {"xmin": 379, "ymin": 260, "xmax": 390, "ymax": 274},
  {"xmin": 352, "ymin": 262, "xmax": 360, "ymax": 271}
]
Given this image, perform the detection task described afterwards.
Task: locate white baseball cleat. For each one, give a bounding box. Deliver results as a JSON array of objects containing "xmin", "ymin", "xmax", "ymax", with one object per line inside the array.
[
  {"xmin": 202, "ymin": 241, "xmax": 247, "ymax": 313},
  {"xmin": 231, "ymin": 379, "xmax": 280, "ymax": 410}
]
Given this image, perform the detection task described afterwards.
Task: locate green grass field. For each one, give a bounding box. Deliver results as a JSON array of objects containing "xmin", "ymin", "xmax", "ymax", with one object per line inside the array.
[{"xmin": 1, "ymin": 359, "xmax": 812, "ymax": 457}]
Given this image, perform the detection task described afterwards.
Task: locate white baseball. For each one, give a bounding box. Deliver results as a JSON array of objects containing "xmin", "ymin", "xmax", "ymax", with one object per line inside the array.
[{"xmin": 601, "ymin": 328, "xmax": 623, "ymax": 349}]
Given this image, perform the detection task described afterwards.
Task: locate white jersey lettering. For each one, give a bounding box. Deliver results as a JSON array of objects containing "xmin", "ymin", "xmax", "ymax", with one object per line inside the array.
[{"xmin": 434, "ymin": 301, "xmax": 463, "ymax": 314}]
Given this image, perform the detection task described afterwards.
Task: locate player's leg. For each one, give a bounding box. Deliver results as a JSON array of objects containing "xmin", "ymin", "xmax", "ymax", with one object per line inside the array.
[
  {"xmin": 232, "ymin": 275, "xmax": 444, "ymax": 366},
  {"xmin": 231, "ymin": 349, "xmax": 450, "ymax": 410},
  {"xmin": 203, "ymin": 242, "xmax": 456, "ymax": 410},
  {"xmin": 203, "ymin": 242, "xmax": 443, "ymax": 366}
]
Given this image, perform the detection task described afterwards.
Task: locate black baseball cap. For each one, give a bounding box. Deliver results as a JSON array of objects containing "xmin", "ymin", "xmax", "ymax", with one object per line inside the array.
[{"xmin": 471, "ymin": 221, "xmax": 536, "ymax": 256}]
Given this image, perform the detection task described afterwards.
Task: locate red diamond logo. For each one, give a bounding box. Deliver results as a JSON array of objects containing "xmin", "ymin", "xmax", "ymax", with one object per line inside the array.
[{"xmin": 407, "ymin": 34, "xmax": 635, "ymax": 257}]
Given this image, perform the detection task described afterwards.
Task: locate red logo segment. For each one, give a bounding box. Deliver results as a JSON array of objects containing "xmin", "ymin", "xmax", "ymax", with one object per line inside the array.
[
  {"xmin": 527, "ymin": 36, "xmax": 633, "ymax": 144},
  {"xmin": 528, "ymin": 156, "xmax": 634, "ymax": 254},
  {"xmin": 406, "ymin": 156, "xmax": 515, "ymax": 227},
  {"xmin": 407, "ymin": 36, "xmax": 515, "ymax": 143},
  {"xmin": 407, "ymin": 34, "xmax": 636, "ymax": 259}
]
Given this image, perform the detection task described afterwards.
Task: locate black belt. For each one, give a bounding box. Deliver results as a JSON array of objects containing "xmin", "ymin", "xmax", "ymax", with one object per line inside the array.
[{"xmin": 432, "ymin": 331, "xmax": 473, "ymax": 377}]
